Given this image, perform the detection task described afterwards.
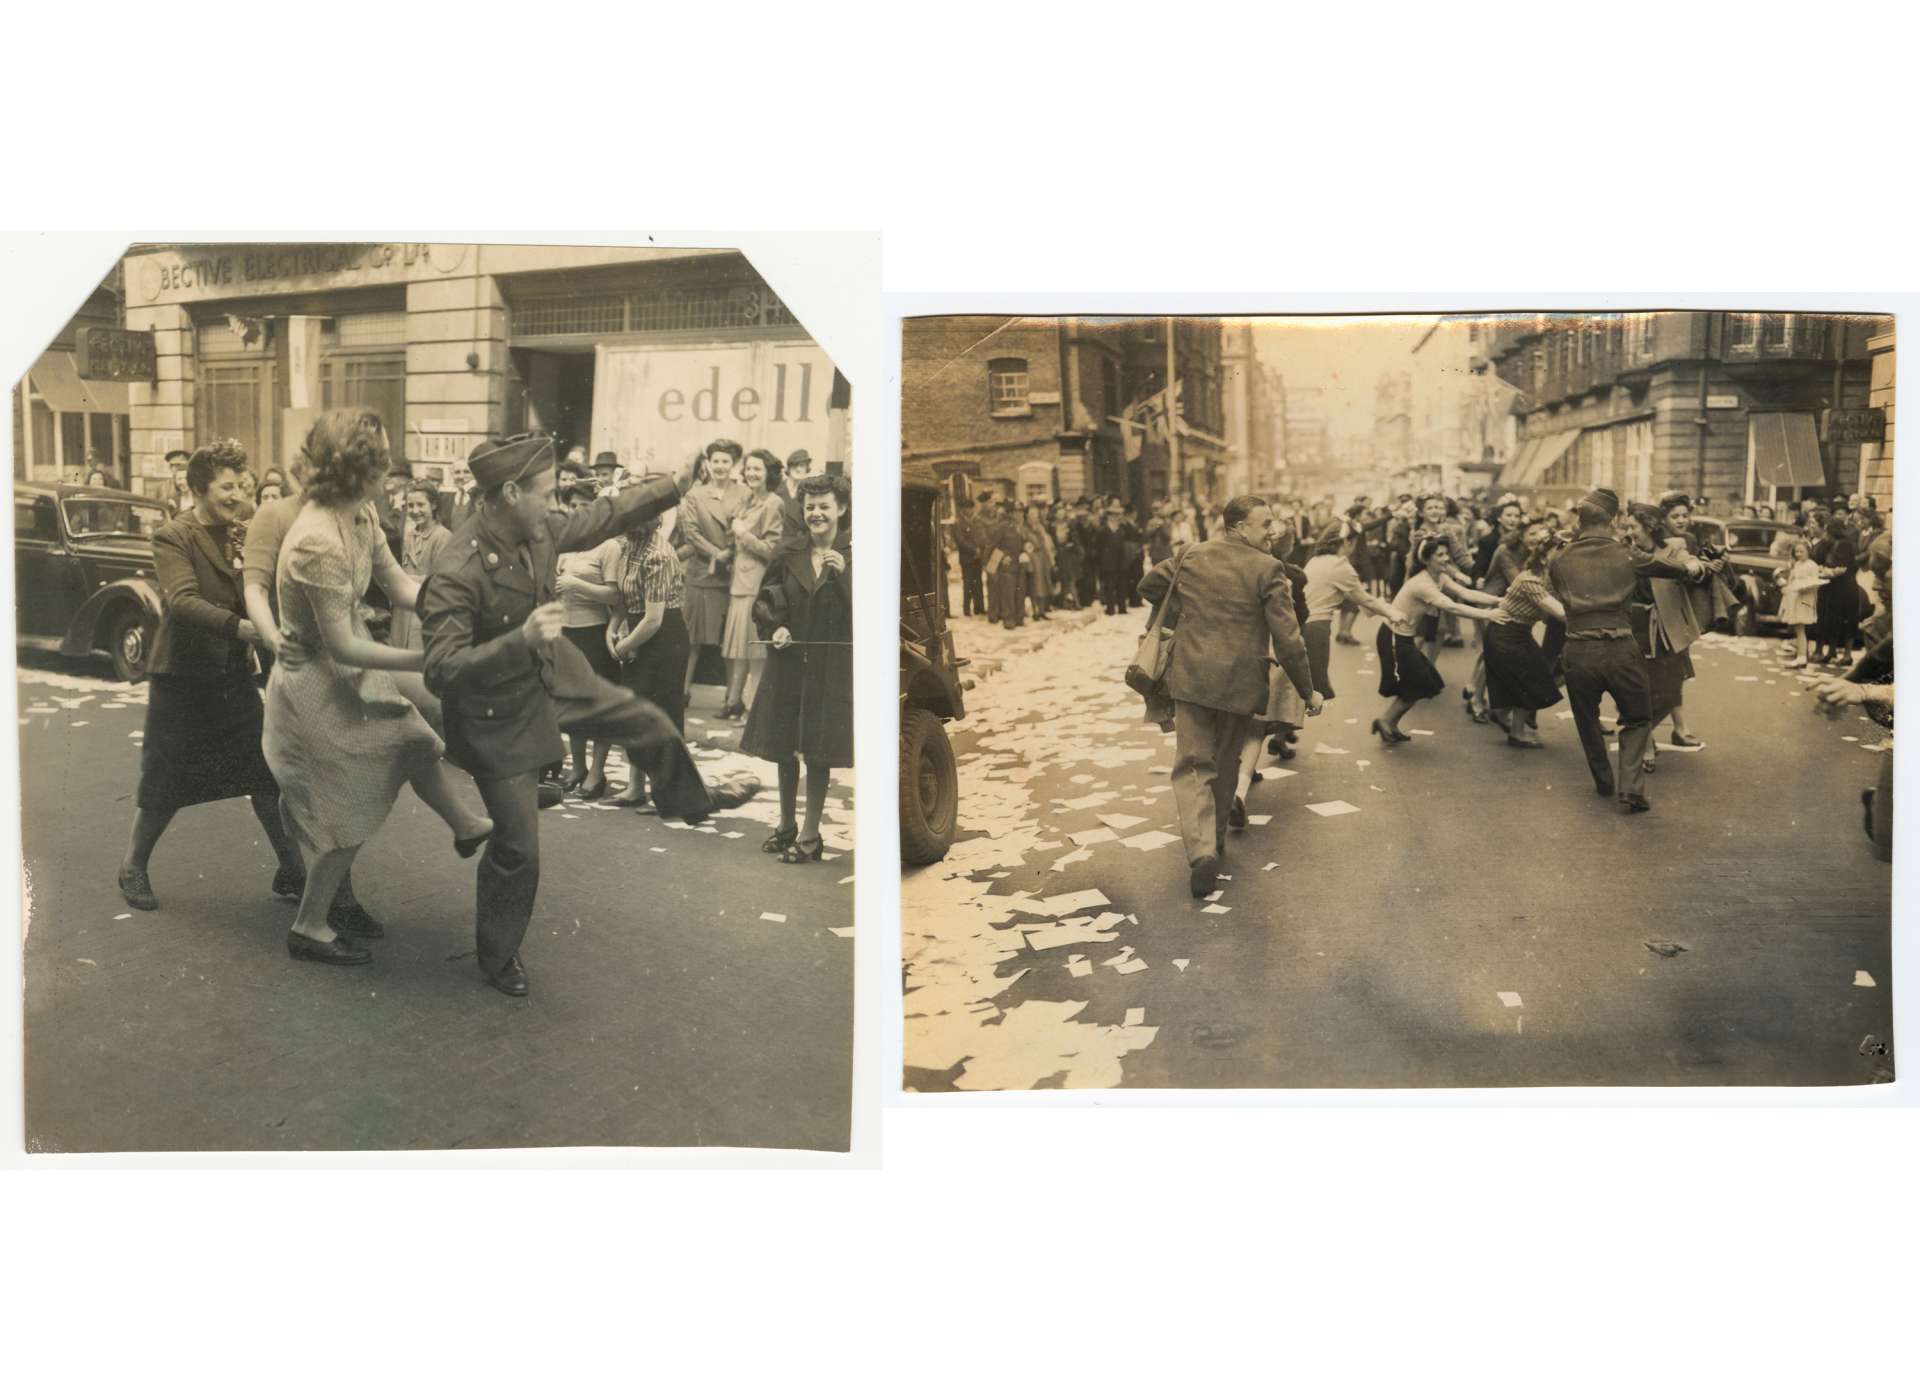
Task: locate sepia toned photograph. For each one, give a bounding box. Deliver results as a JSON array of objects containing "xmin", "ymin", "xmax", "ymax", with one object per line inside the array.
[
  {"xmin": 11, "ymin": 240, "xmax": 855, "ymax": 1152},
  {"xmin": 902, "ymin": 310, "xmax": 1894, "ymax": 1091}
]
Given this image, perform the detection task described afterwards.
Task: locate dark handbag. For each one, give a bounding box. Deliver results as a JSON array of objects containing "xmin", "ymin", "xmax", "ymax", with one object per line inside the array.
[{"xmin": 1124, "ymin": 546, "xmax": 1191, "ymax": 703}]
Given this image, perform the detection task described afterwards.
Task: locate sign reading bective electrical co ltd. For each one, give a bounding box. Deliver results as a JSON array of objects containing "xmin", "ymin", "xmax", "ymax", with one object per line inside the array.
[{"xmin": 129, "ymin": 244, "xmax": 468, "ymax": 304}]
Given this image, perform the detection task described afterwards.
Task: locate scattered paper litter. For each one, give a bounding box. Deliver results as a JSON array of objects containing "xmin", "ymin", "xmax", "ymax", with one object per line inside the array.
[
  {"xmin": 1044, "ymin": 889, "xmax": 1110, "ymax": 915},
  {"xmin": 1113, "ymin": 958, "xmax": 1148, "ymax": 974},
  {"xmin": 113, "ymin": 913, "xmax": 132, "ymax": 921},
  {"xmin": 830, "ymin": 927, "xmax": 855, "ymax": 939},
  {"xmin": 1172, "ymin": 958, "xmax": 1190, "ymax": 971},
  {"xmin": 1123, "ymin": 1008, "xmax": 1146, "ymax": 1026},
  {"xmin": 1067, "ymin": 960, "xmax": 1092, "ymax": 978},
  {"xmin": 1119, "ymin": 828, "xmax": 1181, "ymax": 851},
  {"xmin": 1497, "ymin": 991, "xmax": 1523, "ymax": 1009},
  {"xmin": 1262, "ymin": 862, "xmax": 1278, "ymax": 871},
  {"xmin": 1051, "ymin": 848, "xmax": 1093, "ymax": 872},
  {"xmin": 1313, "ymin": 744, "xmax": 1349, "ymax": 755},
  {"xmin": 1096, "ymin": 812, "xmax": 1148, "ymax": 831},
  {"xmin": 1305, "ymin": 800, "xmax": 1360, "ymax": 817},
  {"xmin": 1202, "ymin": 904, "xmax": 1230, "ymax": 915},
  {"xmin": 759, "ymin": 912, "xmax": 788, "ymax": 923},
  {"xmin": 1147, "ymin": 766, "xmax": 1172, "ymax": 775},
  {"xmin": 1406, "ymin": 728, "xmax": 1434, "ymax": 736},
  {"xmin": 1266, "ymin": 768, "xmax": 1297, "ymax": 780},
  {"xmin": 1355, "ymin": 760, "xmax": 1370, "ymax": 770},
  {"xmin": 1734, "ymin": 675, "xmax": 1760, "ymax": 683},
  {"xmin": 1068, "ymin": 826, "xmax": 1119, "ymax": 847},
  {"xmin": 1855, "ymin": 970, "xmax": 1877, "ymax": 988},
  {"xmin": 1100, "ymin": 947, "xmax": 1136, "ymax": 967}
]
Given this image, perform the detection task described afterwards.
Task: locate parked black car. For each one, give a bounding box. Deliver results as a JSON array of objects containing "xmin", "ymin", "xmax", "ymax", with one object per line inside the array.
[
  {"xmin": 1689, "ymin": 515, "xmax": 1798, "ymax": 632},
  {"xmin": 14, "ymin": 483, "xmax": 170, "ymax": 681}
]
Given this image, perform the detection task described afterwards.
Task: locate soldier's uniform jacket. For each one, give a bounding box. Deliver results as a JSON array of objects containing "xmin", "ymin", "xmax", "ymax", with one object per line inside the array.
[{"xmin": 419, "ymin": 476, "xmax": 681, "ymax": 779}]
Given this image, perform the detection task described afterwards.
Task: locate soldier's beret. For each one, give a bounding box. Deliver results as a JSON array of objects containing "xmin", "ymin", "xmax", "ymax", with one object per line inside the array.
[
  {"xmin": 468, "ymin": 433, "xmax": 556, "ymax": 491},
  {"xmin": 1580, "ymin": 486, "xmax": 1621, "ymax": 519}
]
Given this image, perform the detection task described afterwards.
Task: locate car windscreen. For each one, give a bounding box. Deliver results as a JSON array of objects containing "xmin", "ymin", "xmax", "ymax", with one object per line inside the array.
[
  {"xmin": 62, "ymin": 497, "xmax": 167, "ymax": 541},
  {"xmin": 1725, "ymin": 525, "xmax": 1781, "ymax": 552}
]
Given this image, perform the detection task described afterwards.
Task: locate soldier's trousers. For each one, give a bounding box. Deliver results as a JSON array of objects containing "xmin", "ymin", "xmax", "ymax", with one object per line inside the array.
[
  {"xmin": 959, "ymin": 556, "xmax": 985, "ymax": 616},
  {"xmin": 1562, "ymin": 635, "xmax": 1652, "ymax": 802},
  {"xmin": 469, "ymin": 645, "xmax": 718, "ymax": 977}
]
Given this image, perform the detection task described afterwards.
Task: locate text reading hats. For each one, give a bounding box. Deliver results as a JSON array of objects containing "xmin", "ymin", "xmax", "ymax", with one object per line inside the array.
[
  {"xmin": 468, "ymin": 432, "xmax": 557, "ymax": 492},
  {"xmin": 1579, "ymin": 485, "xmax": 1621, "ymax": 520}
]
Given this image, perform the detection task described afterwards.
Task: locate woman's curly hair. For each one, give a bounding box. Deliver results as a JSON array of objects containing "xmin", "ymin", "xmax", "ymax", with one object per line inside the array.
[
  {"xmin": 299, "ymin": 409, "xmax": 391, "ymax": 507},
  {"xmin": 794, "ymin": 472, "xmax": 850, "ymax": 508},
  {"xmin": 185, "ymin": 438, "xmax": 248, "ymax": 496}
]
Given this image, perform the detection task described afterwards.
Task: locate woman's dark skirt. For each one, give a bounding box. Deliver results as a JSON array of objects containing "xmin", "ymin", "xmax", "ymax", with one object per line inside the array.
[
  {"xmin": 137, "ymin": 671, "xmax": 280, "ymax": 810},
  {"xmin": 741, "ymin": 639, "xmax": 855, "ymax": 770},
  {"xmin": 1483, "ymin": 621, "xmax": 1562, "ymax": 712},
  {"xmin": 1302, "ymin": 619, "xmax": 1336, "ymax": 701},
  {"xmin": 563, "ymin": 622, "xmax": 621, "ymax": 683},
  {"xmin": 618, "ymin": 608, "xmax": 690, "ymax": 736},
  {"xmin": 1375, "ymin": 623, "xmax": 1446, "ymax": 702},
  {"xmin": 1816, "ymin": 574, "xmax": 1864, "ymax": 648}
]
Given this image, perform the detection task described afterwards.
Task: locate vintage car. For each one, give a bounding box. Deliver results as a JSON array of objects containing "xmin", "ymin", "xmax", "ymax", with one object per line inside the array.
[
  {"xmin": 1689, "ymin": 515, "xmax": 1800, "ymax": 632},
  {"xmin": 899, "ymin": 462, "xmax": 965, "ymax": 865},
  {"xmin": 14, "ymin": 483, "xmax": 170, "ymax": 681}
]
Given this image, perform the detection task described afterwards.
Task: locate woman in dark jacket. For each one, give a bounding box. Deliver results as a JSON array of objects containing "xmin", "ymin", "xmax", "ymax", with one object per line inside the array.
[
  {"xmin": 740, "ymin": 474, "xmax": 853, "ymax": 863},
  {"xmin": 1812, "ymin": 514, "xmax": 1863, "ymax": 667},
  {"xmin": 117, "ymin": 440, "xmax": 306, "ymax": 912}
]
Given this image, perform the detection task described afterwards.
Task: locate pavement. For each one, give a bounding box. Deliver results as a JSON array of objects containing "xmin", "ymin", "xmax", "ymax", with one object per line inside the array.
[
  {"xmin": 904, "ymin": 600, "xmax": 1894, "ymax": 1091},
  {"xmin": 16, "ymin": 658, "xmax": 854, "ymax": 1152}
]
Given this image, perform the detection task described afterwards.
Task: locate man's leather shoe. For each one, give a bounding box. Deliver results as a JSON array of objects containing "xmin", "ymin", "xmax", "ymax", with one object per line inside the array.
[
  {"xmin": 1619, "ymin": 794, "xmax": 1651, "ymax": 814},
  {"xmin": 537, "ymin": 783, "xmax": 566, "ymax": 810},
  {"xmin": 288, "ymin": 930, "xmax": 371, "ymax": 965},
  {"xmin": 328, "ymin": 900, "xmax": 385, "ymax": 939},
  {"xmin": 706, "ymin": 777, "xmax": 761, "ymax": 810},
  {"xmin": 486, "ymin": 956, "xmax": 529, "ymax": 997},
  {"xmin": 117, "ymin": 866, "xmax": 159, "ymax": 912},
  {"xmin": 1189, "ymin": 854, "xmax": 1219, "ymax": 899},
  {"xmin": 271, "ymin": 867, "xmax": 305, "ymax": 902}
]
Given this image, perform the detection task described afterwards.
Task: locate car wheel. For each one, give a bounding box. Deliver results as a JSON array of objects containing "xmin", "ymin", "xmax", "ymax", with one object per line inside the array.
[
  {"xmin": 108, "ymin": 608, "xmax": 151, "ymax": 683},
  {"xmin": 899, "ymin": 706, "xmax": 958, "ymax": 866}
]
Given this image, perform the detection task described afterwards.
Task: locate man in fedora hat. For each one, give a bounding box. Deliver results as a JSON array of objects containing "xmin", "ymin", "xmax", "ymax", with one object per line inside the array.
[
  {"xmin": 1547, "ymin": 485, "xmax": 1705, "ymax": 812},
  {"xmin": 419, "ymin": 433, "xmax": 759, "ymax": 996},
  {"xmin": 591, "ymin": 450, "xmax": 621, "ymax": 494}
]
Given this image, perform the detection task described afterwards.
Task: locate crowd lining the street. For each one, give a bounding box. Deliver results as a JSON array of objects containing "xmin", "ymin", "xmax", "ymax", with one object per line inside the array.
[
  {"xmin": 113, "ymin": 424, "xmax": 853, "ymax": 996},
  {"xmin": 943, "ymin": 482, "xmax": 1894, "ymax": 898}
]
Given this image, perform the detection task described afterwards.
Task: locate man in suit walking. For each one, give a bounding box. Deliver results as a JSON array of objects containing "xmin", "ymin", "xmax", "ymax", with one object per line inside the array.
[
  {"xmin": 419, "ymin": 434, "xmax": 758, "ymax": 996},
  {"xmin": 979, "ymin": 495, "xmax": 1027, "ymax": 629},
  {"xmin": 1140, "ymin": 495, "xmax": 1321, "ymax": 896},
  {"xmin": 954, "ymin": 493, "xmax": 986, "ymax": 617},
  {"xmin": 1548, "ymin": 486, "xmax": 1704, "ymax": 813}
]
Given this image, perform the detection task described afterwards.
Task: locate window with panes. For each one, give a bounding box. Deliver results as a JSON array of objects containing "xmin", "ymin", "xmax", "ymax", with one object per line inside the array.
[
  {"xmin": 195, "ymin": 319, "xmax": 277, "ymax": 473},
  {"xmin": 320, "ymin": 310, "xmax": 408, "ymax": 443},
  {"xmin": 987, "ymin": 358, "xmax": 1031, "ymax": 414}
]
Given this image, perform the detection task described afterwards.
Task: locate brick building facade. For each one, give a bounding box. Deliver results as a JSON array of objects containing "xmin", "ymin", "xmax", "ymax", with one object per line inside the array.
[
  {"xmin": 901, "ymin": 315, "xmax": 1226, "ymax": 517},
  {"xmin": 1489, "ymin": 311, "xmax": 1889, "ymax": 510}
]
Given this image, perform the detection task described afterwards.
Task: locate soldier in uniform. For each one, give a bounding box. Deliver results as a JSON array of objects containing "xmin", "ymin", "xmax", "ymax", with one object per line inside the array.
[{"xmin": 419, "ymin": 434, "xmax": 759, "ymax": 997}]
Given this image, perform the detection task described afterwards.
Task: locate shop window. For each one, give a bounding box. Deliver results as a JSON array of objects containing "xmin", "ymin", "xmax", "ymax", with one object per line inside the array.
[
  {"xmin": 60, "ymin": 412, "xmax": 85, "ymax": 467},
  {"xmin": 89, "ymin": 414, "xmax": 116, "ymax": 470},
  {"xmin": 333, "ymin": 311, "xmax": 408, "ymax": 348},
  {"xmin": 1759, "ymin": 314, "xmax": 1789, "ymax": 352},
  {"xmin": 200, "ymin": 363, "xmax": 273, "ymax": 472},
  {"xmin": 507, "ymin": 285, "xmax": 798, "ymax": 339},
  {"xmin": 513, "ymin": 293, "xmax": 627, "ymax": 337},
  {"xmin": 988, "ymin": 359, "xmax": 1030, "ymax": 415},
  {"xmin": 322, "ymin": 354, "xmax": 407, "ymax": 444},
  {"xmin": 31, "ymin": 397, "xmax": 56, "ymax": 466}
]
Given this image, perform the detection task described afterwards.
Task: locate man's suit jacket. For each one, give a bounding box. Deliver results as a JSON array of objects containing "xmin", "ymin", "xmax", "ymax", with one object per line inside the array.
[
  {"xmin": 1140, "ymin": 534, "xmax": 1313, "ymax": 716},
  {"xmin": 418, "ymin": 476, "xmax": 681, "ymax": 780},
  {"xmin": 147, "ymin": 512, "xmax": 254, "ymax": 680}
]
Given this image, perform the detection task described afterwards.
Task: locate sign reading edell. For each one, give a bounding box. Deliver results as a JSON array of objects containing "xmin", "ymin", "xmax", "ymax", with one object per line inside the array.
[{"xmin": 590, "ymin": 342, "xmax": 843, "ymax": 475}]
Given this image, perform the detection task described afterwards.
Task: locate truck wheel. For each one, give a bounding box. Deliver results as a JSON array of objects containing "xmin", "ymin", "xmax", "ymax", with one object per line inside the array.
[
  {"xmin": 900, "ymin": 706, "xmax": 958, "ymax": 865},
  {"xmin": 109, "ymin": 609, "xmax": 151, "ymax": 683}
]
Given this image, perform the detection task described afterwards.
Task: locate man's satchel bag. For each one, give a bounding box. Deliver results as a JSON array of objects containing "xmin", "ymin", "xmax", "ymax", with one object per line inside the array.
[{"xmin": 1124, "ymin": 545, "xmax": 1191, "ymax": 705}]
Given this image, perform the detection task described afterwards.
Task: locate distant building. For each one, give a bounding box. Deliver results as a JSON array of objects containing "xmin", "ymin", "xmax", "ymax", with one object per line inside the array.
[
  {"xmin": 1406, "ymin": 317, "xmax": 1516, "ymax": 498},
  {"xmin": 12, "ymin": 271, "xmax": 133, "ymax": 488},
  {"xmin": 1282, "ymin": 383, "xmax": 1329, "ymax": 493},
  {"xmin": 1221, "ymin": 322, "xmax": 1284, "ymax": 499},
  {"xmin": 1487, "ymin": 311, "xmax": 1890, "ymax": 510},
  {"xmin": 1860, "ymin": 326, "xmax": 1895, "ymax": 508},
  {"xmin": 902, "ymin": 315, "xmax": 1227, "ymax": 516},
  {"xmin": 1372, "ymin": 369, "xmax": 1411, "ymax": 480}
]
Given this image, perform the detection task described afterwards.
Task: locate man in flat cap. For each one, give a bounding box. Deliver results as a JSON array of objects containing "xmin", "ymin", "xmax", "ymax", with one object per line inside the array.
[
  {"xmin": 419, "ymin": 434, "xmax": 759, "ymax": 997},
  {"xmin": 1547, "ymin": 486, "xmax": 1706, "ymax": 813}
]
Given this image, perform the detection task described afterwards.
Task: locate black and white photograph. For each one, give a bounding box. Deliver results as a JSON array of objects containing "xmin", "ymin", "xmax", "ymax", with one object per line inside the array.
[
  {"xmin": 11, "ymin": 241, "xmax": 856, "ymax": 1152},
  {"xmin": 902, "ymin": 310, "xmax": 1894, "ymax": 1091}
]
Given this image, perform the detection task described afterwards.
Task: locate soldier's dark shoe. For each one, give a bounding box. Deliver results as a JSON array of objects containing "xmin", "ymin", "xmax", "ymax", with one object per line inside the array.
[
  {"xmin": 1594, "ymin": 781, "xmax": 1616, "ymax": 798},
  {"xmin": 1229, "ymin": 796, "xmax": 1248, "ymax": 830},
  {"xmin": 328, "ymin": 900, "xmax": 385, "ymax": 939},
  {"xmin": 271, "ymin": 867, "xmax": 305, "ymax": 902},
  {"xmin": 707, "ymin": 778, "xmax": 761, "ymax": 810},
  {"xmin": 1189, "ymin": 854, "xmax": 1219, "ymax": 899},
  {"xmin": 537, "ymin": 783, "xmax": 566, "ymax": 810},
  {"xmin": 288, "ymin": 930, "xmax": 370, "ymax": 966},
  {"xmin": 486, "ymin": 956, "xmax": 529, "ymax": 997},
  {"xmin": 117, "ymin": 865, "xmax": 159, "ymax": 912},
  {"xmin": 1619, "ymin": 794, "xmax": 1651, "ymax": 814}
]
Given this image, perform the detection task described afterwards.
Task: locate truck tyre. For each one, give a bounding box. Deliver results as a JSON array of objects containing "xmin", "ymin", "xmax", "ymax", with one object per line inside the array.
[
  {"xmin": 109, "ymin": 608, "xmax": 152, "ymax": 684},
  {"xmin": 900, "ymin": 706, "xmax": 958, "ymax": 865}
]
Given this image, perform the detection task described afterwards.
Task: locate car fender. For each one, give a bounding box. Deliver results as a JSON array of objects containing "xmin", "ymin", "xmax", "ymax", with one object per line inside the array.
[
  {"xmin": 63, "ymin": 577, "xmax": 163, "ymax": 657},
  {"xmin": 900, "ymin": 647, "xmax": 965, "ymax": 722}
]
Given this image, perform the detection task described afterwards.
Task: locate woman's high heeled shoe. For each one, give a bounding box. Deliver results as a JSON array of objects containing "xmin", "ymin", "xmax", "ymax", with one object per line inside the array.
[
  {"xmin": 576, "ymin": 776, "xmax": 610, "ymax": 802},
  {"xmin": 762, "ymin": 825, "xmax": 798, "ymax": 854},
  {"xmin": 780, "ymin": 835, "xmax": 825, "ymax": 864},
  {"xmin": 1370, "ymin": 719, "xmax": 1407, "ymax": 745}
]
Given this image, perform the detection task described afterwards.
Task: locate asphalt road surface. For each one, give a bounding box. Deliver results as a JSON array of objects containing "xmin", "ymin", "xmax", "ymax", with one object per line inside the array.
[
  {"xmin": 904, "ymin": 604, "xmax": 1892, "ymax": 1091},
  {"xmin": 18, "ymin": 658, "xmax": 854, "ymax": 1152}
]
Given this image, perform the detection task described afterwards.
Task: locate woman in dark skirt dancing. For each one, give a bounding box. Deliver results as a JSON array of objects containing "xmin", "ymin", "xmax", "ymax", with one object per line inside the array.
[
  {"xmin": 741, "ymin": 474, "xmax": 853, "ymax": 863},
  {"xmin": 1373, "ymin": 537, "xmax": 1503, "ymax": 744},
  {"xmin": 116, "ymin": 441, "xmax": 306, "ymax": 912},
  {"xmin": 1481, "ymin": 525, "xmax": 1567, "ymax": 749},
  {"xmin": 607, "ymin": 509, "xmax": 691, "ymax": 808}
]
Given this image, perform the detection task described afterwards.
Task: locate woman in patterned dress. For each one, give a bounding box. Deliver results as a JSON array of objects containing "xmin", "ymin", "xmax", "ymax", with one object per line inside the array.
[
  {"xmin": 720, "ymin": 448, "xmax": 788, "ymax": 719},
  {"xmin": 1481, "ymin": 524, "xmax": 1567, "ymax": 749},
  {"xmin": 606, "ymin": 509, "xmax": 690, "ymax": 808},
  {"xmin": 263, "ymin": 411, "xmax": 492, "ymax": 967}
]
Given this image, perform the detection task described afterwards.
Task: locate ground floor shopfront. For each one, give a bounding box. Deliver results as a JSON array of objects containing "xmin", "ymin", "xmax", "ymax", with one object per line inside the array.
[
  {"xmin": 118, "ymin": 243, "xmax": 848, "ymax": 498},
  {"xmin": 1499, "ymin": 361, "xmax": 1878, "ymax": 512}
]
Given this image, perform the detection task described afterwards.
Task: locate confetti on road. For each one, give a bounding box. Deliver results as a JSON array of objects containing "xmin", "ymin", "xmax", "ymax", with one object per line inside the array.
[
  {"xmin": 1202, "ymin": 904, "xmax": 1230, "ymax": 915},
  {"xmin": 1313, "ymin": 744, "xmax": 1349, "ymax": 755},
  {"xmin": 1172, "ymin": 958, "xmax": 1190, "ymax": 971},
  {"xmin": 759, "ymin": 912, "xmax": 787, "ymax": 923},
  {"xmin": 1096, "ymin": 812, "xmax": 1148, "ymax": 831},
  {"xmin": 113, "ymin": 913, "xmax": 131, "ymax": 921},
  {"xmin": 1118, "ymin": 828, "xmax": 1181, "ymax": 852},
  {"xmin": 1246, "ymin": 813, "xmax": 1272, "ymax": 826},
  {"xmin": 1497, "ymin": 991, "xmax": 1524, "ymax": 1009},
  {"xmin": 1262, "ymin": 862, "xmax": 1279, "ymax": 871},
  {"xmin": 1051, "ymin": 847, "xmax": 1093, "ymax": 872},
  {"xmin": 1305, "ymin": 801, "xmax": 1360, "ymax": 817},
  {"xmin": 1266, "ymin": 768, "xmax": 1297, "ymax": 780},
  {"xmin": 1407, "ymin": 728, "xmax": 1434, "ymax": 736},
  {"xmin": 1124, "ymin": 1007, "xmax": 1146, "ymax": 1026},
  {"xmin": 1855, "ymin": 970, "xmax": 1877, "ymax": 988},
  {"xmin": 1066, "ymin": 958, "xmax": 1092, "ymax": 978},
  {"xmin": 1068, "ymin": 826, "xmax": 1119, "ymax": 847},
  {"xmin": 1113, "ymin": 958, "xmax": 1148, "ymax": 974}
]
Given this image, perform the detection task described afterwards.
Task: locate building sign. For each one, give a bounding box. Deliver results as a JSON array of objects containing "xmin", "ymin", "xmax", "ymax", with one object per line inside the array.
[
  {"xmin": 411, "ymin": 418, "xmax": 477, "ymax": 486},
  {"xmin": 1705, "ymin": 393, "xmax": 1740, "ymax": 409},
  {"xmin": 74, "ymin": 327, "xmax": 156, "ymax": 381},
  {"xmin": 1826, "ymin": 408, "xmax": 1887, "ymax": 444},
  {"xmin": 589, "ymin": 341, "xmax": 842, "ymax": 476},
  {"xmin": 128, "ymin": 243, "xmax": 467, "ymax": 305}
]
